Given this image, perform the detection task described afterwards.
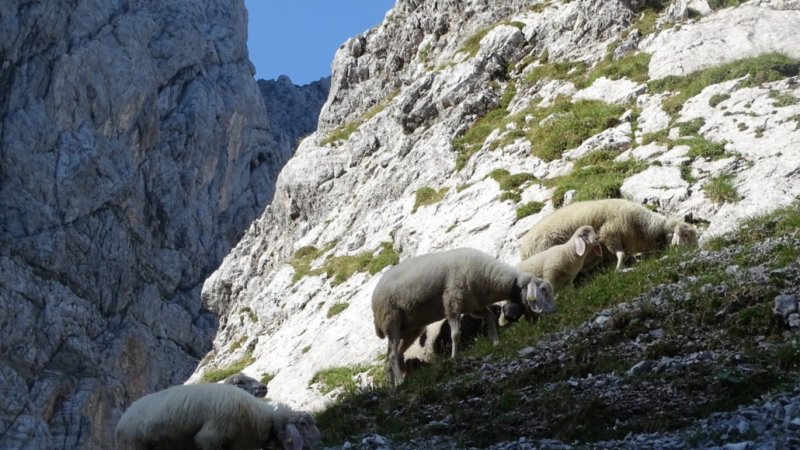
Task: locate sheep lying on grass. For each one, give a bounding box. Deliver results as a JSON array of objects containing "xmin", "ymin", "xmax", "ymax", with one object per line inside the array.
[
  {"xmin": 517, "ymin": 225, "xmax": 603, "ymax": 291},
  {"xmin": 224, "ymin": 372, "xmax": 268, "ymax": 398},
  {"xmin": 520, "ymin": 199, "xmax": 698, "ymax": 271},
  {"xmin": 372, "ymin": 247, "xmax": 555, "ymax": 387},
  {"xmin": 115, "ymin": 383, "xmax": 321, "ymax": 450}
]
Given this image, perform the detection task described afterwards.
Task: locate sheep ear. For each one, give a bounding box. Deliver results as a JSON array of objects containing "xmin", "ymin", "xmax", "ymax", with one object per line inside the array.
[
  {"xmin": 575, "ymin": 236, "xmax": 586, "ymax": 256},
  {"xmin": 282, "ymin": 423, "xmax": 303, "ymax": 450}
]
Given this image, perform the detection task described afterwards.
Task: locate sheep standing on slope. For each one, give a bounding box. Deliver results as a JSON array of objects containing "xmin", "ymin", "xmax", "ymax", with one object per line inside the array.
[
  {"xmin": 517, "ymin": 225, "xmax": 603, "ymax": 291},
  {"xmin": 372, "ymin": 248, "xmax": 555, "ymax": 387},
  {"xmin": 115, "ymin": 383, "xmax": 321, "ymax": 450},
  {"xmin": 520, "ymin": 199, "xmax": 698, "ymax": 271},
  {"xmin": 224, "ymin": 372, "xmax": 268, "ymax": 398}
]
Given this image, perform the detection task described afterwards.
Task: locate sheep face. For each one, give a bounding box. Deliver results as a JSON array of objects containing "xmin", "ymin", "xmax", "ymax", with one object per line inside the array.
[
  {"xmin": 668, "ymin": 220, "xmax": 698, "ymax": 247},
  {"xmin": 518, "ymin": 273, "xmax": 556, "ymax": 314},
  {"xmin": 224, "ymin": 373, "xmax": 268, "ymax": 398},
  {"xmin": 574, "ymin": 225, "xmax": 602, "ymax": 257},
  {"xmin": 279, "ymin": 413, "xmax": 322, "ymax": 450}
]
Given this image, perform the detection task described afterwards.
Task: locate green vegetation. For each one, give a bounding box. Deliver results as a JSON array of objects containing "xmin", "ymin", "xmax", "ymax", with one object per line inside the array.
[
  {"xmin": 201, "ymin": 350, "xmax": 255, "ymax": 383},
  {"xmin": 543, "ymin": 149, "xmax": 647, "ymax": 207},
  {"xmin": 524, "ymin": 61, "xmax": 587, "ymax": 85},
  {"xmin": 292, "ymin": 241, "xmax": 398, "ymax": 285},
  {"xmin": 412, "ymin": 187, "xmax": 449, "ymax": 213},
  {"xmin": 487, "ymin": 169, "xmax": 537, "ymax": 203},
  {"xmin": 310, "ymin": 365, "xmax": 384, "ymax": 395},
  {"xmin": 704, "ymin": 173, "xmax": 741, "ymax": 204},
  {"xmin": 238, "ymin": 306, "xmax": 258, "ymax": 323},
  {"xmin": 453, "ymin": 84, "xmax": 517, "ymax": 170},
  {"xmin": 327, "ymin": 302, "xmax": 350, "ymax": 318},
  {"xmin": 459, "ymin": 26, "xmax": 493, "ymax": 58},
  {"xmin": 323, "ymin": 242, "xmax": 400, "ymax": 286},
  {"xmin": 316, "ymin": 201, "xmax": 800, "ymax": 447},
  {"xmin": 516, "ymin": 201, "xmax": 545, "ymax": 219},
  {"xmin": 229, "ymin": 335, "xmax": 247, "ymax": 352},
  {"xmin": 708, "ymin": 93, "xmax": 731, "ymax": 107},
  {"xmin": 289, "ymin": 241, "xmax": 337, "ymax": 283},
  {"xmin": 648, "ymin": 53, "xmax": 800, "ymax": 115},
  {"xmin": 260, "ymin": 372, "xmax": 275, "ymax": 385},
  {"xmin": 769, "ymin": 89, "xmax": 799, "ymax": 107},
  {"xmin": 578, "ymin": 52, "xmax": 652, "ymax": 88},
  {"xmin": 321, "ymin": 91, "xmax": 400, "ymax": 146}
]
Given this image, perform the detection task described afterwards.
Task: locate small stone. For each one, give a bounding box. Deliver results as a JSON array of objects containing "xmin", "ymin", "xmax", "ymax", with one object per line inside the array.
[
  {"xmin": 595, "ymin": 315, "xmax": 610, "ymax": 326},
  {"xmin": 518, "ymin": 347, "xmax": 536, "ymax": 358},
  {"xmin": 773, "ymin": 294, "xmax": 798, "ymax": 317},
  {"xmin": 627, "ymin": 360, "xmax": 653, "ymax": 376},
  {"xmin": 722, "ymin": 442, "xmax": 750, "ymax": 450}
]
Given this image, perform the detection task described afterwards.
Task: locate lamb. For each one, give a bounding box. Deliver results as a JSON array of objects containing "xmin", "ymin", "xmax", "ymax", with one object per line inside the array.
[
  {"xmin": 114, "ymin": 383, "xmax": 321, "ymax": 450},
  {"xmin": 224, "ymin": 372, "xmax": 268, "ymax": 398},
  {"xmin": 519, "ymin": 198, "xmax": 698, "ymax": 271},
  {"xmin": 517, "ymin": 225, "xmax": 603, "ymax": 291},
  {"xmin": 371, "ymin": 247, "xmax": 555, "ymax": 387}
]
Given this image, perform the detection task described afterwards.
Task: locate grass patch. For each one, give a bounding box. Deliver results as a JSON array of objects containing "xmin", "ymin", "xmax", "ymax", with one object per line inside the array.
[
  {"xmin": 323, "ymin": 242, "xmax": 399, "ymax": 285},
  {"xmin": 260, "ymin": 372, "xmax": 275, "ymax": 385},
  {"xmin": 412, "ymin": 187, "xmax": 449, "ymax": 213},
  {"xmin": 327, "ymin": 302, "xmax": 350, "ymax": 318},
  {"xmin": 516, "ymin": 201, "xmax": 545, "ymax": 219},
  {"xmin": 459, "ymin": 26, "xmax": 493, "ymax": 58},
  {"xmin": 578, "ymin": 52, "xmax": 652, "ymax": 88},
  {"xmin": 543, "ymin": 149, "xmax": 647, "ymax": 207},
  {"xmin": 310, "ymin": 365, "xmax": 383, "ymax": 395},
  {"xmin": 681, "ymin": 136, "xmax": 730, "ymax": 160},
  {"xmin": 524, "ymin": 61, "xmax": 587, "ymax": 85},
  {"xmin": 453, "ymin": 84, "xmax": 516, "ymax": 170},
  {"xmin": 769, "ymin": 89, "xmax": 799, "ymax": 107},
  {"xmin": 704, "ymin": 173, "xmax": 741, "ymax": 204},
  {"xmin": 238, "ymin": 306, "xmax": 258, "ymax": 323},
  {"xmin": 528, "ymin": 99, "xmax": 625, "ymax": 162},
  {"xmin": 289, "ymin": 241, "xmax": 337, "ymax": 283},
  {"xmin": 200, "ymin": 350, "xmax": 255, "ymax": 383},
  {"xmin": 649, "ymin": 53, "xmax": 800, "ymax": 116},
  {"xmin": 708, "ymin": 0, "xmax": 746, "ymax": 9},
  {"xmin": 708, "ymin": 93, "xmax": 731, "ymax": 107},
  {"xmin": 321, "ymin": 91, "xmax": 399, "ymax": 146}
]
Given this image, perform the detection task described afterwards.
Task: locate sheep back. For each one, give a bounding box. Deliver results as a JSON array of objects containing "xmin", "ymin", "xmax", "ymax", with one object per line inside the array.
[
  {"xmin": 115, "ymin": 383, "xmax": 273, "ymax": 450},
  {"xmin": 371, "ymin": 248, "xmax": 520, "ymax": 336},
  {"xmin": 520, "ymin": 199, "xmax": 695, "ymax": 261}
]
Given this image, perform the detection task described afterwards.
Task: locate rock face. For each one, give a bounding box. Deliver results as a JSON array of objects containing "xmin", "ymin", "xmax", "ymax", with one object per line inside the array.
[
  {"xmin": 257, "ymin": 75, "xmax": 331, "ymax": 161},
  {"xmin": 0, "ymin": 0, "xmax": 294, "ymax": 448},
  {"xmin": 192, "ymin": 0, "xmax": 800, "ymax": 425}
]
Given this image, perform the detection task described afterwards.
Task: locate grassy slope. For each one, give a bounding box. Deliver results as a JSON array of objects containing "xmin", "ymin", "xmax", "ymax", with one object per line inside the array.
[{"xmin": 316, "ymin": 201, "xmax": 800, "ymax": 447}]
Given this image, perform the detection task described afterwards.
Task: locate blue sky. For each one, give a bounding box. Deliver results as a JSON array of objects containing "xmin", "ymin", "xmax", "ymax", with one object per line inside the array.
[{"xmin": 244, "ymin": 0, "xmax": 396, "ymax": 86}]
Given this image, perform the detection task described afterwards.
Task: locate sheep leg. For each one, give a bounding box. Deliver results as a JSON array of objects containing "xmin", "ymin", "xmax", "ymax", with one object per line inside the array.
[
  {"xmin": 472, "ymin": 307, "xmax": 499, "ymax": 345},
  {"xmin": 446, "ymin": 314, "xmax": 461, "ymax": 358},
  {"xmin": 605, "ymin": 239, "xmax": 626, "ymax": 270},
  {"xmin": 194, "ymin": 423, "xmax": 225, "ymax": 450}
]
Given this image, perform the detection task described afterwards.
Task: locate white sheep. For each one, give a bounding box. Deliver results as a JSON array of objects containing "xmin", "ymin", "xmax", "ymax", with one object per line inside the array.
[
  {"xmin": 520, "ymin": 199, "xmax": 698, "ymax": 271},
  {"xmin": 517, "ymin": 225, "xmax": 603, "ymax": 291},
  {"xmin": 371, "ymin": 247, "xmax": 555, "ymax": 387},
  {"xmin": 114, "ymin": 383, "xmax": 321, "ymax": 450},
  {"xmin": 224, "ymin": 372, "xmax": 268, "ymax": 398}
]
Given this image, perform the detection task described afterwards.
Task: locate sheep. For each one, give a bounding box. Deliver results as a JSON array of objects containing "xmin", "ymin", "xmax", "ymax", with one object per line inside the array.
[
  {"xmin": 224, "ymin": 372, "xmax": 268, "ymax": 398},
  {"xmin": 371, "ymin": 247, "xmax": 555, "ymax": 387},
  {"xmin": 519, "ymin": 199, "xmax": 698, "ymax": 271},
  {"xmin": 114, "ymin": 383, "xmax": 321, "ymax": 450},
  {"xmin": 517, "ymin": 225, "xmax": 603, "ymax": 291}
]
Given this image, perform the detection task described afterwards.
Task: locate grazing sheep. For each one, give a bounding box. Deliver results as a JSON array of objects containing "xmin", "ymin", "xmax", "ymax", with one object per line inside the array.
[
  {"xmin": 114, "ymin": 383, "xmax": 321, "ymax": 450},
  {"xmin": 520, "ymin": 199, "xmax": 698, "ymax": 271},
  {"xmin": 372, "ymin": 247, "xmax": 555, "ymax": 387},
  {"xmin": 224, "ymin": 372, "xmax": 268, "ymax": 398},
  {"xmin": 517, "ymin": 225, "xmax": 603, "ymax": 291}
]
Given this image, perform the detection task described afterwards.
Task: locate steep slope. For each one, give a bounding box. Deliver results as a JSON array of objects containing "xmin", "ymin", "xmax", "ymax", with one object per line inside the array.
[
  {"xmin": 193, "ymin": 0, "xmax": 800, "ymax": 439},
  {"xmin": 0, "ymin": 1, "xmax": 293, "ymax": 448}
]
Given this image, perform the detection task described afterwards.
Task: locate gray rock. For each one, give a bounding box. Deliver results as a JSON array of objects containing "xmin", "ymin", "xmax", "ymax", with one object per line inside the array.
[{"xmin": 773, "ymin": 294, "xmax": 798, "ymax": 317}]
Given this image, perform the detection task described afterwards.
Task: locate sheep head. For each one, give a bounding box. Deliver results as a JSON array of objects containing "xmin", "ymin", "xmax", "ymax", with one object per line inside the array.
[
  {"xmin": 224, "ymin": 372, "xmax": 268, "ymax": 398},
  {"xmin": 517, "ymin": 273, "xmax": 555, "ymax": 314},
  {"xmin": 270, "ymin": 407, "xmax": 322, "ymax": 450},
  {"xmin": 667, "ymin": 219, "xmax": 698, "ymax": 246},
  {"xmin": 573, "ymin": 225, "xmax": 602, "ymax": 257}
]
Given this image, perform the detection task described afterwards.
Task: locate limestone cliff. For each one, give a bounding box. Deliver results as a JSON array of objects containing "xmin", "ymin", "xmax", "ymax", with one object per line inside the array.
[
  {"xmin": 0, "ymin": 0, "xmax": 292, "ymax": 448},
  {"xmin": 193, "ymin": 0, "xmax": 800, "ymax": 426}
]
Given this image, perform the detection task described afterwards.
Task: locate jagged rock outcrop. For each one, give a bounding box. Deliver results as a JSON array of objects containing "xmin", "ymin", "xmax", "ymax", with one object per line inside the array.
[
  {"xmin": 192, "ymin": 0, "xmax": 800, "ymax": 429},
  {"xmin": 0, "ymin": 0, "xmax": 293, "ymax": 448},
  {"xmin": 258, "ymin": 75, "xmax": 331, "ymax": 159}
]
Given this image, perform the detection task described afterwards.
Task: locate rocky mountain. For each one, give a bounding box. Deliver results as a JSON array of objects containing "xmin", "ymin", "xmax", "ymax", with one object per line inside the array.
[
  {"xmin": 191, "ymin": 0, "xmax": 800, "ymax": 445},
  {"xmin": 0, "ymin": 0, "xmax": 320, "ymax": 448},
  {"xmin": 257, "ymin": 75, "xmax": 331, "ymax": 161}
]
